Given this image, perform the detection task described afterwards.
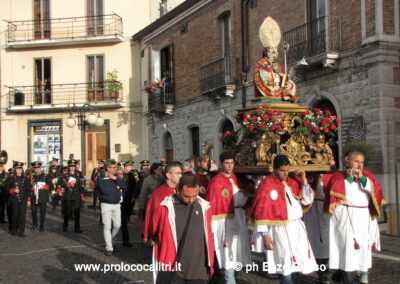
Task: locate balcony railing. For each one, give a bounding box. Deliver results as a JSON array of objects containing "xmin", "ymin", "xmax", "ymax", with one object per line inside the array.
[
  {"xmin": 6, "ymin": 13, "xmax": 123, "ymax": 46},
  {"xmin": 200, "ymin": 57, "xmax": 234, "ymax": 95},
  {"xmin": 148, "ymin": 82, "xmax": 175, "ymax": 114},
  {"xmin": 6, "ymin": 82, "xmax": 123, "ymax": 111},
  {"xmin": 283, "ymin": 16, "xmax": 342, "ymax": 65}
]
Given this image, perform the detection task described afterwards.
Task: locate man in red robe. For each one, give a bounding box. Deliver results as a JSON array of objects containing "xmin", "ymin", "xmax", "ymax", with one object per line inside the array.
[
  {"xmin": 303, "ymin": 173, "xmax": 334, "ymax": 284},
  {"xmin": 206, "ymin": 151, "xmax": 252, "ymax": 283},
  {"xmin": 143, "ymin": 162, "xmax": 182, "ymax": 245},
  {"xmin": 152, "ymin": 173, "xmax": 214, "ymax": 283},
  {"xmin": 325, "ymin": 151, "xmax": 386, "ymax": 284},
  {"xmin": 195, "ymin": 154, "xmax": 213, "ymax": 198},
  {"xmin": 251, "ymin": 154, "xmax": 316, "ymax": 283}
]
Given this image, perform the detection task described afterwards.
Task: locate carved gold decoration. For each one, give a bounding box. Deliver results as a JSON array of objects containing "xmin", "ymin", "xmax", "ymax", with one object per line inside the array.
[
  {"xmin": 280, "ymin": 133, "xmax": 312, "ymax": 166},
  {"xmin": 309, "ymin": 135, "xmax": 333, "ymax": 165},
  {"xmin": 255, "ymin": 133, "xmax": 274, "ymax": 166}
]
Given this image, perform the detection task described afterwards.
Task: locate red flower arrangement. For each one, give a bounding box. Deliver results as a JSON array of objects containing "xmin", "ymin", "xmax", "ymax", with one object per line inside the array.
[
  {"xmin": 241, "ymin": 106, "xmax": 285, "ymax": 135},
  {"xmin": 296, "ymin": 108, "xmax": 341, "ymax": 139},
  {"xmin": 143, "ymin": 79, "xmax": 164, "ymax": 93}
]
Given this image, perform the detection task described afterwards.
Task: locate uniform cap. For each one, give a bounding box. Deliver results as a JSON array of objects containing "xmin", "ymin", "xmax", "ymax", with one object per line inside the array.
[
  {"xmin": 123, "ymin": 160, "xmax": 134, "ymax": 167},
  {"xmin": 31, "ymin": 161, "xmax": 42, "ymax": 168},
  {"xmin": 67, "ymin": 159, "xmax": 78, "ymax": 167},
  {"xmin": 13, "ymin": 161, "xmax": 24, "ymax": 169}
]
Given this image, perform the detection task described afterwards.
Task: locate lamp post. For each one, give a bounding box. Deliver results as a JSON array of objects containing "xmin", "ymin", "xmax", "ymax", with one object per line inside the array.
[{"xmin": 66, "ymin": 103, "xmax": 104, "ymax": 176}]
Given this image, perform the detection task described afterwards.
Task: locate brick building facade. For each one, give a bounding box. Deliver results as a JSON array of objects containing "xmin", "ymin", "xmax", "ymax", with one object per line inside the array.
[{"xmin": 133, "ymin": 0, "xmax": 400, "ymax": 234}]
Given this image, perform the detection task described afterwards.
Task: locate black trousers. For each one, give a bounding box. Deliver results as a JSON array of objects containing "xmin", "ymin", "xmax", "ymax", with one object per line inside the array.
[
  {"xmin": 99, "ymin": 200, "xmax": 103, "ymax": 224},
  {"xmin": 156, "ymin": 271, "xmax": 207, "ymax": 284},
  {"xmin": 0, "ymin": 193, "xmax": 7, "ymax": 222},
  {"xmin": 7, "ymin": 202, "xmax": 12, "ymax": 230},
  {"xmin": 52, "ymin": 195, "xmax": 60, "ymax": 209},
  {"xmin": 31, "ymin": 202, "xmax": 47, "ymax": 228},
  {"xmin": 62, "ymin": 200, "xmax": 80, "ymax": 230},
  {"xmin": 121, "ymin": 203, "xmax": 130, "ymax": 244},
  {"xmin": 316, "ymin": 258, "xmax": 329, "ymax": 277},
  {"xmin": 10, "ymin": 201, "xmax": 27, "ymax": 234},
  {"xmin": 332, "ymin": 270, "xmax": 356, "ymax": 284},
  {"xmin": 92, "ymin": 190, "xmax": 100, "ymax": 208},
  {"xmin": 342, "ymin": 271, "xmax": 356, "ymax": 284},
  {"xmin": 128, "ymin": 200, "xmax": 134, "ymax": 217}
]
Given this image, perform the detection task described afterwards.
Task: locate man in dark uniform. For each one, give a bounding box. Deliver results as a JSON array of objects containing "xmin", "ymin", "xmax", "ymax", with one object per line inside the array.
[
  {"xmin": 75, "ymin": 160, "xmax": 86, "ymax": 202},
  {"xmin": 123, "ymin": 160, "xmax": 138, "ymax": 218},
  {"xmin": 0, "ymin": 158, "xmax": 9, "ymax": 224},
  {"xmin": 140, "ymin": 160, "xmax": 150, "ymax": 171},
  {"xmin": 50, "ymin": 157, "xmax": 62, "ymax": 175},
  {"xmin": 120, "ymin": 161, "xmax": 136, "ymax": 247},
  {"xmin": 135, "ymin": 160, "xmax": 150, "ymax": 205},
  {"xmin": 60, "ymin": 159, "xmax": 83, "ymax": 233},
  {"xmin": 7, "ymin": 161, "xmax": 29, "ymax": 237},
  {"xmin": 46, "ymin": 165, "xmax": 62, "ymax": 210},
  {"xmin": 28, "ymin": 161, "xmax": 49, "ymax": 232},
  {"xmin": 62, "ymin": 165, "xmax": 68, "ymax": 175},
  {"xmin": 91, "ymin": 159, "xmax": 104, "ymax": 210},
  {"xmin": 93, "ymin": 161, "xmax": 106, "ymax": 224},
  {"xmin": 160, "ymin": 158, "xmax": 167, "ymax": 171}
]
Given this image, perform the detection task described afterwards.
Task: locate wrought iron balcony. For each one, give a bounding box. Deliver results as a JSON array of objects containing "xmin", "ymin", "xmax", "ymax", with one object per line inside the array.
[
  {"xmin": 148, "ymin": 82, "xmax": 175, "ymax": 115},
  {"xmin": 6, "ymin": 82, "xmax": 124, "ymax": 112},
  {"xmin": 6, "ymin": 13, "xmax": 123, "ymax": 48},
  {"xmin": 200, "ymin": 57, "xmax": 235, "ymax": 98},
  {"xmin": 283, "ymin": 16, "xmax": 342, "ymax": 65}
]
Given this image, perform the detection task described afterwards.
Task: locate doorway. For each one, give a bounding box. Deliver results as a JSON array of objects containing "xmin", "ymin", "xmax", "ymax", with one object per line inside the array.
[
  {"xmin": 85, "ymin": 122, "xmax": 109, "ymax": 176},
  {"xmin": 164, "ymin": 132, "xmax": 174, "ymax": 162}
]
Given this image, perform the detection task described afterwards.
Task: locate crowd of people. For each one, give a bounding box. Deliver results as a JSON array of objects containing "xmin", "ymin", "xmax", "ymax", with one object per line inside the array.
[
  {"xmin": 143, "ymin": 151, "xmax": 385, "ymax": 284},
  {"xmin": 0, "ymin": 150, "xmax": 385, "ymax": 284}
]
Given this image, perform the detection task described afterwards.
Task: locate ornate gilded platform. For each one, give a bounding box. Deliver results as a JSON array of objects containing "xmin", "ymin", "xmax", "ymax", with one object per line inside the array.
[{"xmin": 232, "ymin": 101, "xmax": 337, "ymax": 174}]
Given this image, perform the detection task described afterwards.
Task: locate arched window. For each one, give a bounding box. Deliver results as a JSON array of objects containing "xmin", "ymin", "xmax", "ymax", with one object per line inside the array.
[
  {"xmin": 221, "ymin": 119, "xmax": 234, "ymax": 133},
  {"xmin": 189, "ymin": 126, "xmax": 200, "ymax": 158},
  {"xmin": 164, "ymin": 132, "xmax": 174, "ymax": 162},
  {"xmin": 220, "ymin": 119, "xmax": 234, "ymax": 150}
]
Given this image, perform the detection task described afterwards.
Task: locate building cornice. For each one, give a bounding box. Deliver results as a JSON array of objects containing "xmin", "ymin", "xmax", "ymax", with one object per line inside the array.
[{"xmin": 132, "ymin": 0, "xmax": 213, "ymax": 43}]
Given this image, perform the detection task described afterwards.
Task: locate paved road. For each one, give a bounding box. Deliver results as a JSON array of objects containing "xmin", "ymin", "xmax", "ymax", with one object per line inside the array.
[{"xmin": 0, "ymin": 204, "xmax": 399, "ymax": 283}]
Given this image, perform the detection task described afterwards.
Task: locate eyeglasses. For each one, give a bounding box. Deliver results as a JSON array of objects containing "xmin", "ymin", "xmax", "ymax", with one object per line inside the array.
[{"xmin": 169, "ymin": 171, "xmax": 182, "ymax": 175}]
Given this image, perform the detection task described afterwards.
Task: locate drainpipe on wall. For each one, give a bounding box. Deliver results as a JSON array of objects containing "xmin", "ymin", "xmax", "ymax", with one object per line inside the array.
[
  {"xmin": 0, "ymin": 50, "xmax": 2, "ymax": 149},
  {"xmin": 241, "ymin": 0, "xmax": 255, "ymax": 108}
]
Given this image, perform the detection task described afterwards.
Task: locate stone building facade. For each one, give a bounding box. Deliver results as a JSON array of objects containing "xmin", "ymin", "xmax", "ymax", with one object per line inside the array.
[{"xmin": 133, "ymin": 0, "xmax": 400, "ymax": 234}]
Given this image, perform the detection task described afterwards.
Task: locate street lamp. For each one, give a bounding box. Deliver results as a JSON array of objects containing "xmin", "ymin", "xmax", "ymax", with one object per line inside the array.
[
  {"xmin": 66, "ymin": 104, "xmax": 104, "ymax": 129},
  {"xmin": 66, "ymin": 103, "xmax": 104, "ymax": 176}
]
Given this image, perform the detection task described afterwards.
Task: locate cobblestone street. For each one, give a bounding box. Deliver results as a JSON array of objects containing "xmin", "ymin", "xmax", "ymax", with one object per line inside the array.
[{"xmin": 0, "ymin": 202, "xmax": 399, "ymax": 283}]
